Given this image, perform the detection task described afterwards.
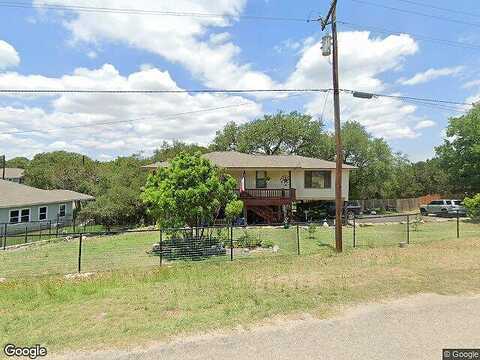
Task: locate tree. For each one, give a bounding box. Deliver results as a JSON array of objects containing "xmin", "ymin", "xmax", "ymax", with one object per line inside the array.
[
  {"xmin": 412, "ymin": 159, "xmax": 451, "ymax": 196},
  {"xmin": 152, "ymin": 140, "xmax": 207, "ymax": 162},
  {"xmin": 5, "ymin": 157, "xmax": 30, "ymax": 169},
  {"xmin": 436, "ymin": 105, "xmax": 480, "ymax": 194},
  {"xmin": 142, "ymin": 152, "xmax": 238, "ymax": 228},
  {"xmin": 211, "ymin": 111, "xmax": 333, "ymax": 158},
  {"xmin": 24, "ymin": 151, "xmax": 98, "ymax": 194}
]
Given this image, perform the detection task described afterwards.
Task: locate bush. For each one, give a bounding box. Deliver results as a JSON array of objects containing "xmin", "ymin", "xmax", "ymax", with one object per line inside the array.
[
  {"xmin": 236, "ymin": 230, "xmax": 261, "ymax": 249},
  {"xmin": 260, "ymin": 238, "xmax": 274, "ymax": 248},
  {"xmin": 464, "ymin": 194, "xmax": 480, "ymax": 221}
]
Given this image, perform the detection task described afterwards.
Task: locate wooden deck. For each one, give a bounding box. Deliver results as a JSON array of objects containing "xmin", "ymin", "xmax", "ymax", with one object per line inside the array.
[{"xmin": 235, "ymin": 188, "xmax": 296, "ymax": 206}]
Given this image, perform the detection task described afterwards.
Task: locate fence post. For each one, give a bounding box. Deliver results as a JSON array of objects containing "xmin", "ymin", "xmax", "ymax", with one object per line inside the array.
[
  {"xmin": 56, "ymin": 215, "xmax": 59, "ymax": 238},
  {"xmin": 159, "ymin": 228, "xmax": 163, "ymax": 266},
  {"xmin": 406, "ymin": 214, "xmax": 410, "ymax": 245},
  {"xmin": 49, "ymin": 220, "xmax": 52, "ymax": 237},
  {"xmin": 230, "ymin": 224, "xmax": 234, "ymax": 261},
  {"xmin": 3, "ymin": 223, "xmax": 6, "ymax": 250},
  {"xmin": 25, "ymin": 224, "xmax": 28, "ymax": 244},
  {"xmin": 456, "ymin": 210, "xmax": 460, "ymax": 239},
  {"xmin": 353, "ymin": 215, "xmax": 356, "ymax": 248},
  {"xmin": 73, "ymin": 213, "xmax": 76, "ymax": 233},
  {"xmin": 296, "ymin": 223, "xmax": 300, "ymax": 255},
  {"xmin": 78, "ymin": 233, "xmax": 83, "ymax": 273}
]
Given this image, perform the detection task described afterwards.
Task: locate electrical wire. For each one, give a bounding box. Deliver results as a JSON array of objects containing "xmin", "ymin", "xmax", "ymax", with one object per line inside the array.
[
  {"xmin": 0, "ymin": 88, "xmax": 472, "ymax": 106},
  {"xmin": 1, "ymin": 93, "xmax": 310, "ymax": 136},
  {"xmin": 349, "ymin": 0, "xmax": 480, "ymax": 28},
  {"xmin": 338, "ymin": 20, "xmax": 480, "ymax": 51},
  {"xmin": 0, "ymin": 1, "xmax": 311, "ymax": 22},
  {"xmin": 392, "ymin": 0, "xmax": 480, "ymax": 20}
]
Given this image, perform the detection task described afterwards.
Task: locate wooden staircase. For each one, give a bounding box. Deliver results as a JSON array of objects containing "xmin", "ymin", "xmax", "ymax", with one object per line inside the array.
[{"xmin": 249, "ymin": 206, "xmax": 282, "ymax": 224}]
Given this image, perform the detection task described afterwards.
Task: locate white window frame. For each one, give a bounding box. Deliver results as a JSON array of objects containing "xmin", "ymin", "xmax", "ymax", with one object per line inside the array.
[
  {"xmin": 9, "ymin": 209, "xmax": 20, "ymax": 224},
  {"xmin": 58, "ymin": 204, "xmax": 67, "ymax": 217},
  {"xmin": 38, "ymin": 206, "xmax": 48, "ymax": 221},
  {"xmin": 9, "ymin": 208, "xmax": 31, "ymax": 223}
]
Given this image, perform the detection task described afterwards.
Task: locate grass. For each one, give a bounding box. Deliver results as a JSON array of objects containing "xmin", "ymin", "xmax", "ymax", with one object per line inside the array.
[{"xmin": 0, "ymin": 221, "xmax": 479, "ymax": 354}]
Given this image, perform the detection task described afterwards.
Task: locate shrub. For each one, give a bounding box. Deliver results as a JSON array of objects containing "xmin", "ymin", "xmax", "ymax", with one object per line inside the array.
[
  {"xmin": 236, "ymin": 230, "xmax": 261, "ymax": 248},
  {"xmin": 260, "ymin": 238, "xmax": 274, "ymax": 248},
  {"xmin": 464, "ymin": 194, "xmax": 480, "ymax": 221}
]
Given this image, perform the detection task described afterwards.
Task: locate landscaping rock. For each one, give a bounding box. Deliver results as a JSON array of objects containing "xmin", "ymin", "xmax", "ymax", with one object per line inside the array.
[
  {"xmin": 0, "ymin": 278, "xmax": 6, "ymax": 283},
  {"xmin": 64, "ymin": 272, "xmax": 95, "ymax": 280},
  {"xmin": 272, "ymin": 245, "xmax": 280, "ymax": 253}
]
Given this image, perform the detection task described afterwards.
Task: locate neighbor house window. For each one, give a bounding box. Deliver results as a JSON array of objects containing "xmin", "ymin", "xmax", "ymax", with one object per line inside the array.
[
  {"xmin": 9, "ymin": 210, "xmax": 20, "ymax": 224},
  {"xmin": 304, "ymin": 171, "xmax": 332, "ymax": 189},
  {"xmin": 10, "ymin": 209, "xmax": 30, "ymax": 223},
  {"xmin": 58, "ymin": 204, "xmax": 66, "ymax": 217},
  {"xmin": 39, "ymin": 206, "xmax": 48, "ymax": 221},
  {"xmin": 256, "ymin": 171, "xmax": 267, "ymax": 189}
]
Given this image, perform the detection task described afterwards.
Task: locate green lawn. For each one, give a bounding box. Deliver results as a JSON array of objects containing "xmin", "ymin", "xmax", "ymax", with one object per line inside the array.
[
  {"xmin": 1, "ymin": 234, "xmax": 480, "ymax": 354},
  {"xmin": 0, "ymin": 219, "xmax": 478, "ymax": 279}
]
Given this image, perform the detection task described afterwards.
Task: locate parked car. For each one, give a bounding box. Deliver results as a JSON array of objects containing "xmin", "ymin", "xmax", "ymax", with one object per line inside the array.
[
  {"xmin": 326, "ymin": 201, "xmax": 362, "ymax": 218},
  {"xmin": 420, "ymin": 199, "xmax": 466, "ymax": 217}
]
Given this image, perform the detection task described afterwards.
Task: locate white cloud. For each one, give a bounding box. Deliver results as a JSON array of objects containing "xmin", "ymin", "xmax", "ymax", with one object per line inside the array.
[
  {"xmin": 86, "ymin": 50, "xmax": 98, "ymax": 59},
  {"xmin": 33, "ymin": 0, "xmax": 277, "ymax": 90},
  {"xmin": 286, "ymin": 31, "xmax": 421, "ymax": 139},
  {"xmin": 0, "ymin": 40, "xmax": 20, "ymax": 69},
  {"xmin": 463, "ymin": 79, "xmax": 480, "ymax": 89},
  {"xmin": 414, "ymin": 120, "xmax": 436, "ymax": 130},
  {"xmin": 0, "ymin": 64, "xmax": 262, "ymax": 159},
  {"xmin": 399, "ymin": 66, "xmax": 463, "ymax": 86}
]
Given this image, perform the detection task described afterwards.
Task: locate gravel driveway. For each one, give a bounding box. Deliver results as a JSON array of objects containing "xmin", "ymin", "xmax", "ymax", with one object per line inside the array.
[{"xmin": 55, "ymin": 293, "xmax": 480, "ymax": 360}]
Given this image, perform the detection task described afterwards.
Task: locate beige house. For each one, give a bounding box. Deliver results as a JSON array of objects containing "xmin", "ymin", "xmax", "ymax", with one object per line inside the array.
[
  {"xmin": 145, "ymin": 151, "xmax": 355, "ymax": 224},
  {"xmin": 2, "ymin": 168, "xmax": 25, "ymax": 183}
]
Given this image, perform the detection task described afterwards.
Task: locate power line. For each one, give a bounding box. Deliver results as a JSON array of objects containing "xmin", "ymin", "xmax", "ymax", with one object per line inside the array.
[
  {"xmin": 0, "ymin": 1, "xmax": 311, "ymax": 22},
  {"xmin": 0, "ymin": 102, "xmax": 256, "ymax": 136},
  {"xmin": 349, "ymin": 0, "xmax": 480, "ymax": 28},
  {"xmin": 1, "ymin": 92, "xmax": 310, "ymax": 136},
  {"xmin": 0, "ymin": 87, "xmax": 473, "ymax": 106},
  {"xmin": 0, "ymin": 88, "xmax": 332, "ymax": 95},
  {"xmin": 392, "ymin": 0, "xmax": 480, "ymax": 19},
  {"xmin": 338, "ymin": 20, "xmax": 480, "ymax": 51}
]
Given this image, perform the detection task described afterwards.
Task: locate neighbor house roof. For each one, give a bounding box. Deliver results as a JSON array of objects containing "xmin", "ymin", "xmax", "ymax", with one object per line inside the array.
[
  {"xmin": 143, "ymin": 151, "xmax": 356, "ymax": 170},
  {"xmin": 2, "ymin": 168, "xmax": 24, "ymax": 179},
  {"xmin": 0, "ymin": 180, "xmax": 95, "ymax": 209}
]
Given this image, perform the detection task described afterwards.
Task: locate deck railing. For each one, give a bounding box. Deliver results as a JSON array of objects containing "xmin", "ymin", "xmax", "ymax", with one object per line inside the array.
[{"xmin": 236, "ymin": 188, "xmax": 296, "ymax": 200}]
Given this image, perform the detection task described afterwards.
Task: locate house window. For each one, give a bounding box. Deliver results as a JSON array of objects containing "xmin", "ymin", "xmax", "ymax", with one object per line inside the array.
[
  {"xmin": 9, "ymin": 210, "xmax": 20, "ymax": 224},
  {"xmin": 256, "ymin": 171, "xmax": 267, "ymax": 189},
  {"xmin": 305, "ymin": 171, "xmax": 332, "ymax": 189},
  {"xmin": 20, "ymin": 209, "xmax": 30, "ymax": 223},
  {"xmin": 58, "ymin": 204, "xmax": 66, "ymax": 217},
  {"xmin": 39, "ymin": 206, "xmax": 48, "ymax": 221}
]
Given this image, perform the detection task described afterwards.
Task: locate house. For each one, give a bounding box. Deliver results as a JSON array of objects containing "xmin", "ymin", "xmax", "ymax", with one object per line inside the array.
[
  {"xmin": 0, "ymin": 179, "xmax": 94, "ymax": 227},
  {"xmin": 144, "ymin": 151, "xmax": 355, "ymax": 224},
  {"xmin": 2, "ymin": 168, "xmax": 25, "ymax": 183}
]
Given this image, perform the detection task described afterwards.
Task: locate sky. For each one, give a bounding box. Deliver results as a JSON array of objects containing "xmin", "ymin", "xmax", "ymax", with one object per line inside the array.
[{"xmin": 0, "ymin": 0, "xmax": 479, "ymax": 162}]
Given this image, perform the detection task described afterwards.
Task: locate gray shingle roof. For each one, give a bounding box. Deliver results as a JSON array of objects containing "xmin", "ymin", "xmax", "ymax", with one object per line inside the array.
[
  {"xmin": 2, "ymin": 168, "xmax": 24, "ymax": 179},
  {"xmin": 0, "ymin": 180, "xmax": 95, "ymax": 209},
  {"xmin": 143, "ymin": 151, "xmax": 355, "ymax": 170}
]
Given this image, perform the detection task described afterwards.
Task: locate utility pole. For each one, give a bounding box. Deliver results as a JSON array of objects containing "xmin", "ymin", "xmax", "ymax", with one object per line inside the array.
[
  {"xmin": 1, "ymin": 154, "xmax": 5, "ymax": 180},
  {"xmin": 319, "ymin": 0, "xmax": 343, "ymax": 252}
]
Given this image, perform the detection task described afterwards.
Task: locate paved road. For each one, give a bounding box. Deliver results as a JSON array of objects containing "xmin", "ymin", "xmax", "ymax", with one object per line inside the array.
[{"xmin": 56, "ymin": 293, "xmax": 480, "ymax": 360}]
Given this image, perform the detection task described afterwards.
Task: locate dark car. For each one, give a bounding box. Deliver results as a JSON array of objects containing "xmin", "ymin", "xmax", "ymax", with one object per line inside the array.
[{"xmin": 326, "ymin": 201, "xmax": 362, "ymax": 218}]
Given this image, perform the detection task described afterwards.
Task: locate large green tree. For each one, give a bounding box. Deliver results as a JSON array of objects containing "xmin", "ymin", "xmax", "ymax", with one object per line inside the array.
[
  {"xmin": 24, "ymin": 151, "xmax": 98, "ymax": 194},
  {"xmin": 152, "ymin": 140, "xmax": 207, "ymax": 162},
  {"xmin": 211, "ymin": 111, "xmax": 333, "ymax": 158},
  {"xmin": 436, "ymin": 105, "xmax": 480, "ymax": 194},
  {"xmin": 5, "ymin": 157, "xmax": 30, "ymax": 169},
  {"xmin": 142, "ymin": 152, "xmax": 238, "ymax": 228}
]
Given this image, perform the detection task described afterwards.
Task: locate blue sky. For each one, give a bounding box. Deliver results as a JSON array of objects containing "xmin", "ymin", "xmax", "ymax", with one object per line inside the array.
[{"xmin": 0, "ymin": 0, "xmax": 479, "ymax": 161}]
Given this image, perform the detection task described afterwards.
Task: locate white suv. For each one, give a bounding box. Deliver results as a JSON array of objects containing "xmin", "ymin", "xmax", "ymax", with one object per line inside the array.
[{"xmin": 420, "ymin": 199, "xmax": 466, "ymax": 216}]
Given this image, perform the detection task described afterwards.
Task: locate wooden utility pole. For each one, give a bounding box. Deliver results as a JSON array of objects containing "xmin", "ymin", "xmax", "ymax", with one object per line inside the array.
[
  {"xmin": 1, "ymin": 154, "xmax": 5, "ymax": 180},
  {"xmin": 321, "ymin": 0, "xmax": 343, "ymax": 252}
]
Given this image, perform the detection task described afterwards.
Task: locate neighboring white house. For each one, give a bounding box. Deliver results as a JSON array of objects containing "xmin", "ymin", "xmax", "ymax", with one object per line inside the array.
[
  {"xmin": 0, "ymin": 180, "xmax": 94, "ymax": 228},
  {"xmin": 144, "ymin": 151, "xmax": 355, "ymax": 224},
  {"xmin": 2, "ymin": 168, "xmax": 25, "ymax": 183}
]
